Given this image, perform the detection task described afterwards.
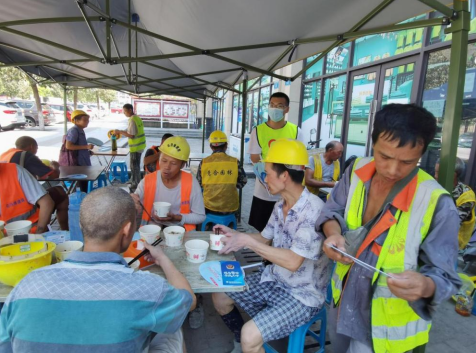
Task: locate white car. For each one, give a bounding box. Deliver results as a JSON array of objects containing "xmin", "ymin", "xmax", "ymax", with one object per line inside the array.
[{"xmin": 0, "ymin": 101, "xmax": 26, "ymax": 131}]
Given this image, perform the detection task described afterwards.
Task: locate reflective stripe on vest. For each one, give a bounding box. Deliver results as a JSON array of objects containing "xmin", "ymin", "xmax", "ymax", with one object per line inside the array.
[
  {"xmin": 256, "ymin": 122, "xmax": 298, "ymax": 160},
  {"xmin": 0, "ymin": 148, "xmax": 24, "ymax": 163},
  {"xmin": 331, "ymin": 158, "xmax": 449, "ymax": 353},
  {"xmin": 128, "ymin": 115, "xmax": 146, "ymax": 152},
  {"xmin": 0, "ymin": 163, "xmax": 40, "ymax": 231},
  {"xmin": 201, "ymin": 153, "xmax": 239, "ymax": 212},
  {"xmin": 307, "ymin": 153, "xmax": 340, "ymax": 195},
  {"xmin": 456, "ymin": 189, "xmax": 476, "ymax": 249},
  {"xmin": 141, "ymin": 170, "xmax": 195, "ymax": 231},
  {"xmin": 145, "ymin": 146, "xmax": 160, "ymax": 175}
]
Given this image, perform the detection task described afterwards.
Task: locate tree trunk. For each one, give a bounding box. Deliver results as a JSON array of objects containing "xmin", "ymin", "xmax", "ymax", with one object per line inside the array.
[
  {"xmin": 73, "ymin": 87, "xmax": 78, "ymax": 110},
  {"xmin": 28, "ymin": 77, "xmax": 44, "ymax": 131}
]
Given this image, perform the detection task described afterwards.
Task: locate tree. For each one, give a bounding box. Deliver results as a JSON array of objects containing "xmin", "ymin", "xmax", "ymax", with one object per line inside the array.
[
  {"xmin": 0, "ymin": 66, "xmax": 31, "ymax": 99},
  {"xmin": 98, "ymin": 89, "xmax": 116, "ymax": 110},
  {"xmin": 28, "ymin": 77, "xmax": 45, "ymax": 131}
]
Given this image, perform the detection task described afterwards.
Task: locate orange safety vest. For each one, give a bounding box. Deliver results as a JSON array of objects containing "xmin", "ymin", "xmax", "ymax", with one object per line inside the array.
[
  {"xmin": 0, "ymin": 163, "xmax": 40, "ymax": 232},
  {"xmin": 142, "ymin": 170, "xmax": 196, "ymax": 231},
  {"xmin": 145, "ymin": 146, "xmax": 160, "ymax": 175},
  {"xmin": 0, "ymin": 148, "xmax": 24, "ymax": 163}
]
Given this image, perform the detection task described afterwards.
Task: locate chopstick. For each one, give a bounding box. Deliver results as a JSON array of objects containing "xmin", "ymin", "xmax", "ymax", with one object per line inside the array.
[
  {"xmin": 128, "ymin": 237, "xmax": 163, "ymax": 266},
  {"xmin": 138, "ymin": 200, "xmax": 161, "ymax": 226}
]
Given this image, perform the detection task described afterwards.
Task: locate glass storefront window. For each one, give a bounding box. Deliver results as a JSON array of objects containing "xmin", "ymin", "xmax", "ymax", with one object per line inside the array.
[
  {"xmin": 421, "ymin": 43, "xmax": 476, "ymax": 177},
  {"xmin": 248, "ymin": 78, "xmax": 259, "ymax": 89},
  {"xmin": 326, "ymin": 42, "xmax": 351, "ymax": 74},
  {"xmin": 259, "ymin": 86, "xmax": 271, "ymax": 124},
  {"xmin": 353, "ymin": 15, "xmax": 426, "ymax": 67},
  {"xmin": 429, "ymin": 4, "xmax": 476, "ymax": 45},
  {"xmin": 320, "ymin": 74, "xmax": 347, "ymax": 148},
  {"xmin": 304, "ymin": 55, "xmax": 324, "ymax": 80},
  {"xmin": 261, "ymin": 75, "xmax": 271, "ymax": 85},
  {"xmin": 301, "ymin": 81, "xmax": 322, "ymax": 147},
  {"xmin": 232, "ymin": 94, "xmax": 242, "ymax": 134}
]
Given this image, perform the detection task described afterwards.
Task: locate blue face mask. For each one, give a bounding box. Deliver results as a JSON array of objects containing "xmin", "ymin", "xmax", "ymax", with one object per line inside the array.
[{"xmin": 268, "ymin": 107, "xmax": 284, "ymax": 122}]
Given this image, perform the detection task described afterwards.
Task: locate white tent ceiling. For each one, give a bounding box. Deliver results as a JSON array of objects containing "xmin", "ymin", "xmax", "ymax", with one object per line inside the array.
[{"xmin": 0, "ymin": 0, "xmax": 445, "ymax": 99}]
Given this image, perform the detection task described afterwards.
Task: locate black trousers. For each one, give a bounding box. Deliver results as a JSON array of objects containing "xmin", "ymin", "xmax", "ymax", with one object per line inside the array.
[{"xmin": 248, "ymin": 196, "xmax": 276, "ymax": 232}]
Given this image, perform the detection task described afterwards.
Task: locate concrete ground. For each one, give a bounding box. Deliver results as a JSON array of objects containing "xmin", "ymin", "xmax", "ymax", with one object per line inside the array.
[{"xmin": 5, "ymin": 119, "xmax": 475, "ymax": 353}]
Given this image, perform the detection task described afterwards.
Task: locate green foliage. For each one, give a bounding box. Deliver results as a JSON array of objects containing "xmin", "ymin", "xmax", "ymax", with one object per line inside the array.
[{"xmin": 0, "ymin": 66, "xmax": 31, "ymax": 99}]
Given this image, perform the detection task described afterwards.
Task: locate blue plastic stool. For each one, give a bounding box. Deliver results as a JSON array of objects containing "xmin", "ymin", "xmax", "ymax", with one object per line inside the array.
[
  {"xmin": 200, "ymin": 213, "xmax": 237, "ymax": 231},
  {"xmin": 109, "ymin": 161, "xmax": 129, "ymax": 183},
  {"xmin": 88, "ymin": 172, "xmax": 108, "ymax": 193},
  {"xmin": 263, "ymin": 307, "xmax": 327, "ymax": 353}
]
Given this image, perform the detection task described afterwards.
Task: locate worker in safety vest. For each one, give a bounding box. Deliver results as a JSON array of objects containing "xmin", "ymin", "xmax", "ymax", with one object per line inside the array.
[
  {"xmin": 143, "ymin": 133, "xmax": 174, "ymax": 175},
  {"xmin": 317, "ymin": 104, "xmax": 461, "ymax": 353},
  {"xmin": 114, "ymin": 103, "xmax": 146, "ymax": 191},
  {"xmin": 435, "ymin": 157, "xmax": 476, "ymax": 250},
  {"xmin": 304, "ymin": 140, "xmax": 343, "ymax": 200},
  {"xmin": 248, "ymin": 92, "xmax": 304, "ymax": 232},
  {"xmin": 0, "ymin": 136, "xmax": 69, "ymax": 230},
  {"xmin": 132, "ymin": 136, "xmax": 205, "ymax": 232},
  {"xmin": 197, "ymin": 131, "xmax": 247, "ymax": 217},
  {"xmin": 0, "ymin": 163, "xmax": 54, "ymax": 234}
]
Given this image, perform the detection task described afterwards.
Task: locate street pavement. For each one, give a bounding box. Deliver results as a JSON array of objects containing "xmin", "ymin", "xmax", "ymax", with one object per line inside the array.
[{"xmin": 1, "ymin": 116, "xmax": 475, "ymax": 352}]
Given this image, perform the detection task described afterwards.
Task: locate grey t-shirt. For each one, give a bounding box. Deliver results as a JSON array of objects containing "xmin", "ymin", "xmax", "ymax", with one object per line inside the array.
[
  {"xmin": 0, "ymin": 164, "xmax": 47, "ymax": 222},
  {"xmin": 306, "ymin": 154, "xmax": 335, "ymax": 182},
  {"xmin": 135, "ymin": 171, "xmax": 206, "ymax": 226}
]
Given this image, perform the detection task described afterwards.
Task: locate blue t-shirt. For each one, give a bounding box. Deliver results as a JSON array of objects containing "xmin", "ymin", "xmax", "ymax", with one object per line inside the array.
[{"xmin": 66, "ymin": 125, "xmax": 91, "ymax": 166}]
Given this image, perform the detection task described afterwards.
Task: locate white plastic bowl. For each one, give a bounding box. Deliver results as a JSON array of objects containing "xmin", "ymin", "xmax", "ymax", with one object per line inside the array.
[
  {"xmin": 163, "ymin": 226, "xmax": 185, "ymax": 247},
  {"xmin": 4, "ymin": 220, "xmax": 32, "ymax": 236},
  {"xmin": 153, "ymin": 202, "xmax": 171, "ymax": 217},
  {"xmin": 139, "ymin": 225, "xmax": 161, "ymax": 244},
  {"xmin": 54, "ymin": 240, "xmax": 83, "ymax": 262},
  {"xmin": 185, "ymin": 239, "xmax": 209, "ymax": 263}
]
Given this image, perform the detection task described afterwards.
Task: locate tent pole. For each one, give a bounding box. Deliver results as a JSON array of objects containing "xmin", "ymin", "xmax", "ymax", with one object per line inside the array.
[
  {"xmin": 128, "ymin": 0, "xmax": 132, "ymax": 83},
  {"xmin": 76, "ymin": 1, "xmax": 107, "ymax": 62},
  {"xmin": 106, "ymin": 0, "xmax": 111, "ymax": 61},
  {"xmin": 202, "ymin": 97, "xmax": 207, "ymax": 153},
  {"xmin": 438, "ymin": 0, "xmax": 470, "ymax": 192},
  {"xmin": 63, "ymin": 85, "xmax": 68, "ymax": 135},
  {"xmin": 238, "ymin": 72, "xmax": 248, "ymax": 223}
]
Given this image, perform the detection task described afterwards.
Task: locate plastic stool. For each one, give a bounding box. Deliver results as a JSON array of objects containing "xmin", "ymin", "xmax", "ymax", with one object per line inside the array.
[
  {"xmin": 264, "ymin": 307, "xmax": 327, "ymax": 353},
  {"xmin": 88, "ymin": 173, "xmax": 108, "ymax": 193},
  {"xmin": 109, "ymin": 161, "xmax": 129, "ymax": 183},
  {"xmin": 201, "ymin": 213, "xmax": 237, "ymax": 231}
]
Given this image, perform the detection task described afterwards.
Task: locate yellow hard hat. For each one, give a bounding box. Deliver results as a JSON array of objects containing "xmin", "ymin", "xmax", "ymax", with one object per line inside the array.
[
  {"xmin": 262, "ymin": 139, "xmax": 308, "ymax": 167},
  {"xmin": 41, "ymin": 159, "xmax": 51, "ymax": 167},
  {"xmin": 71, "ymin": 110, "xmax": 89, "ymax": 122},
  {"xmin": 107, "ymin": 130, "xmax": 120, "ymax": 139},
  {"xmin": 209, "ymin": 130, "xmax": 228, "ymax": 146},
  {"xmin": 159, "ymin": 136, "xmax": 190, "ymax": 162},
  {"xmin": 0, "ymin": 234, "xmax": 55, "ymax": 287}
]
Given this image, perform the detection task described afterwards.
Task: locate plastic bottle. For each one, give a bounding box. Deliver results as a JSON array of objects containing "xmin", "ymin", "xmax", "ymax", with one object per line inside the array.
[
  {"xmin": 68, "ymin": 188, "xmax": 85, "ymax": 242},
  {"xmin": 111, "ymin": 134, "xmax": 117, "ymax": 152},
  {"xmin": 455, "ymin": 292, "xmax": 473, "ymax": 317}
]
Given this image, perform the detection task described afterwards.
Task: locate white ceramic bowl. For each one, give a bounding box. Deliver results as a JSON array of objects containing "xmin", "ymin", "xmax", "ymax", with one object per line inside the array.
[
  {"xmin": 163, "ymin": 226, "xmax": 185, "ymax": 247},
  {"xmin": 139, "ymin": 225, "xmax": 161, "ymax": 244},
  {"xmin": 4, "ymin": 220, "xmax": 32, "ymax": 236},
  {"xmin": 153, "ymin": 202, "xmax": 171, "ymax": 217},
  {"xmin": 185, "ymin": 239, "xmax": 209, "ymax": 263},
  {"xmin": 209, "ymin": 233, "xmax": 224, "ymax": 251},
  {"xmin": 54, "ymin": 240, "xmax": 83, "ymax": 262},
  {"xmin": 123, "ymin": 257, "xmax": 140, "ymax": 271}
]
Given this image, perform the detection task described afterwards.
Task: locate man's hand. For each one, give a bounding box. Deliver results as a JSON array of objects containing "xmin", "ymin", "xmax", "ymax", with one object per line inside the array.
[
  {"xmin": 50, "ymin": 161, "xmax": 60, "ymax": 170},
  {"xmin": 323, "ymin": 234, "xmax": 353, "ymax": 264},
  {"xmin": 218, "ymin": 232, "xmax": 250, "ymax": 254},
  {"xmin": 153, "ymin": 212, "xmax": 182, "ymax": 223},
  {"xmin": 130, "ymin": 193, "xmax": 143, "ymax": 214},
  {"xmin": 143, "ymin": 242, "xmax": 168, "ymax": 266},
  {"xmin": 212, "ymin": 224, "xmax": 238, "ymax": 236},
  {"xmin": 387, "ymin": 271, "xmax": 436, "ymax": 302},
  {"xmin": 113, "ymin": 129, "xmax": 122, "ymax": 136}
]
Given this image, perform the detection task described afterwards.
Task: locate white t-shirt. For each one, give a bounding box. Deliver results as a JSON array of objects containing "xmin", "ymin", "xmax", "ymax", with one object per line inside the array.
[{"xmin": 248, "ymin": 123, "xmax": 305, "ymax": 201}]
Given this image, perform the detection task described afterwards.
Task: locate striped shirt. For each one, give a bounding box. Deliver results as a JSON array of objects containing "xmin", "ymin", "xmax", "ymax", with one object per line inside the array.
[{"xmin": 0, "ymin": 251, "xmax": 192, "ymax": 353}]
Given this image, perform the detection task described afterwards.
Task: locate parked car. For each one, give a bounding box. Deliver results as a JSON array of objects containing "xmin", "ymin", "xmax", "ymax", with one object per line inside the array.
[
  {"xmin": 13, "ymin": 100, "xmax": 56, "ymax": 127},
  {"xmin": 110, "ymin": 103, "xmax": 123, "ymax": 114},
  {"xmin": 0, "ymin": 101, "xmax": 26, "ymax": 131},
  {"xmin": 49, "ymin": 103, "xmax": 73, "ymax": 123},
  {"xmin": 458, "ymin": 132, "xmax": 474, "ymax": 148},
  {"xmin": 76, "ymin": 103, "xmax": 96, "ymax": 119}
]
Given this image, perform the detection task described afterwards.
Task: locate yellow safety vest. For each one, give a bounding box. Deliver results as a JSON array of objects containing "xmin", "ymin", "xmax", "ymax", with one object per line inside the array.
[
  {"xmin": 456, "ymin": 189, "xmax": 476, "ymax": 250},
  {"xmin": 256, "ymin": 122, "xmax": 298, "ymax": 160},
  {"xmin": 306, "ymin": 153, "xmax": 340, "ymax": 195},
  {"xmin": 128, "ymin": 115, "xmax": 146, "ymax": 152},
  {"xmin": 201, "ymin": 153, "xmax": 239, "ymax": 213},
  {"xmin": 331, "ymin": 157, "xmax": 449, "ymax": 353}
]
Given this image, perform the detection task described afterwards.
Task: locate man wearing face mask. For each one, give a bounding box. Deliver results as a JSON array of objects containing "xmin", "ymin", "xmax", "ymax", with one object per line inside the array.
[{"xmin": 248, "ymin": 92, "xmax": 305, "ymax": 232}]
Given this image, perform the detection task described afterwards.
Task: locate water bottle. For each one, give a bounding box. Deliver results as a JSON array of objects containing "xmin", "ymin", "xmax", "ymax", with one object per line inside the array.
[
  {"xmin": 111, "ymin": 134, "xmax": 117, "ymax": 151},
  {"xmin": 68, "ymin": 188, "xmax": 85, "ymax": 242}
]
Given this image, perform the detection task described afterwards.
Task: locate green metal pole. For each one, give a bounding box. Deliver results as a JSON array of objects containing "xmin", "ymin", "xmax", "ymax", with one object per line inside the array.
[
  {"xmin": 106, "ymin": 0, "xmax": 111, "ymax": 61},
  {"xmin": 202, "ymin": 97, "xmax": 207, "ymax": 153},
  {"xmin": 63, "ymin": 85, "xmax": 68, "ymax": 135},
  {"xmin": 128, "ymin": 0, "xmax": 132, "ymax": 83},
  {"xmin": 238, "ymin": 73, "xmax": 248, "ymax": 222},
  {"xmin": 438, "ymin": 0, "xmax": 470, "ymax": 191}
]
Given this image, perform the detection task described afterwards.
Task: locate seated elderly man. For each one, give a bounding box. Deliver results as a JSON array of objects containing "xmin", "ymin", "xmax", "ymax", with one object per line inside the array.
[
  {"xmin": 0, "ymin": 136, "xmax": 69, "ymax": 230},
  {"xmin": 0, "ymin": 163, "xmax": 54, "ymax": 234},
  {"xmin": 133, "ymin": 136, "xmax": 206, "ymax": 231},
  {"xmin": 212, "ymin": 139, "xmax": 329, "ymax": 353},
  {"xmin": 0, "ymin": 187, "xmax": 196, "ymax": 353}
]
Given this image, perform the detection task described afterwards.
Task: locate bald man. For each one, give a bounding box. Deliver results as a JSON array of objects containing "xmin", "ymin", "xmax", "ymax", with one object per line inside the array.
[
  {"xmin": 0, "ymin": 136, "xmax": 69, "ymax": 230},
  {"xmin": 304, "ymin": 141, "xmax": 343, "ymax": 200}
]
